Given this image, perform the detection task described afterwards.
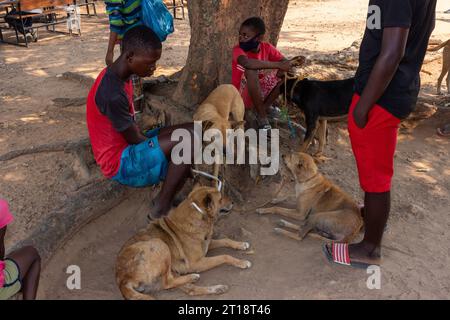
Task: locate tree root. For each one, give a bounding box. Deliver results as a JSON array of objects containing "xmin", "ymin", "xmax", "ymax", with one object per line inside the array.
[{"xmin": 0, "ymin": 138, "xmax": 90, "ymax": 162}]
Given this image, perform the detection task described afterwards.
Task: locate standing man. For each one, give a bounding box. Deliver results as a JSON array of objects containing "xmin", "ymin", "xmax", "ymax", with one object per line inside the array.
[
  {"xmin": 105, "ymin": 0, "xmax": 144, "ymax": 111},
  {"xmin": 323, "ymin": 0, "xmax": 437, "ymax": 268}
]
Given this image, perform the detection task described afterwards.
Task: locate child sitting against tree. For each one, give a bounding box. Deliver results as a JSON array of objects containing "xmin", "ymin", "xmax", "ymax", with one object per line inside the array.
[
  {"xmin": 232, "ymin": 17, "xmax": 292, "ymax": 130},
  {"xmin": 0, "ymin": 199, "xmax": 41, "ymax": 300},
  {"xmin": 86, "ymin": 26, "xmax": 195, "ymax": 221}
]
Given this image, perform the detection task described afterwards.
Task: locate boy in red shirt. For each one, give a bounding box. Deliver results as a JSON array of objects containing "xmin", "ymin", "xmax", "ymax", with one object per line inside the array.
[
  {"xmin": 232, "ymin": 17, "xmax": 291, "ymax": 130},
  {"xmin": 86, "ymin": 26, "xmax": 194, "ymax": 220}
]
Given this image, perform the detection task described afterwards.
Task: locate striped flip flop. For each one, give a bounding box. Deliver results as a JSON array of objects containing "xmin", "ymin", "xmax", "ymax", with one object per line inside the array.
[{"xmin": 322, "ymin": 243, "xmax": 379, "ymax": 269}]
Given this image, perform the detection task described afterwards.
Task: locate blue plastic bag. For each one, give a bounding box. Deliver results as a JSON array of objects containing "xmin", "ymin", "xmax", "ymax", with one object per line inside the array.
[{"xmin": 141, "ymin": 0, "xmax": 174, "ymax": 42}]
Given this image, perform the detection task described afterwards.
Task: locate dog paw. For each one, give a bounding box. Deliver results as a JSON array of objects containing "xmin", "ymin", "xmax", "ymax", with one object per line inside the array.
[
  {"xmin": 238, "ymin": 260, "xmax": 252, "ymax": 269},
  {"xmin": 278, "ymin": 220, "xmax": 288, "ymax": 228},
  {"xmin": 210, "ymin": 285, "xmax": 229, "ymax": 295},
  {"xmin": 190, "ymin": 273, "xmax": 201, "ymax": 282},
  {"xmin": 313, "ymin": 153, "xmax": 332, "ymax": 163},
  {"xmin": 256, "ymin": 208, "xmax": 268, "ymax": 215},
  {"xmin": 273, "ymin": 227, "xmax": 283, "ymax": 235},
  {"xmin": 270, "ymin": 197, "xmax": 285, "ymax": 204},
  {"xmin": 239, "ymin": 242, "xmax": 250, "ymax": 250}
]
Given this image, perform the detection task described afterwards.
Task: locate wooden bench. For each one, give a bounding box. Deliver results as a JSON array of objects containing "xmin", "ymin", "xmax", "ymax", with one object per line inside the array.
[{"xmin": 1, "ymin": 0, "xmax": 79, "ymax": 47}]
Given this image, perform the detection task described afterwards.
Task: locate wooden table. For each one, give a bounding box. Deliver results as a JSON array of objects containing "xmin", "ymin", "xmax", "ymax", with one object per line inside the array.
[
  {"xmin": 0, "ymin": 0, "xmax": 79, "ymax": 47},
  {"xmin": 0, "ymin": 0, "xmax": 18, "ymax": 11},
  {"xmin": 0, "ymin": 0, "xmax": 18, "ymax": 43}
]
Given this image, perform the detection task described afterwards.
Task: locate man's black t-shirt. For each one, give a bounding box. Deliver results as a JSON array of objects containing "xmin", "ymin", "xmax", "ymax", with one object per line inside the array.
[{"xmin": 354, "ymin": 0, "xmax": 437, "ymax": 119}]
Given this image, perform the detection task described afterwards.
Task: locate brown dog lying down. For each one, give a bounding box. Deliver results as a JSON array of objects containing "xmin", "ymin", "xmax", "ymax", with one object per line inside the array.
[
  {"xmin": 116, "ymin": 186, "xmax": 251, "ymax": 300},
  {"xmin": 257, "ymin": 152, "xmax": 363, "ymax": 242},
  {"xmin": 193, "ymin": 84, "xmax": 245, "ymax": 180}
]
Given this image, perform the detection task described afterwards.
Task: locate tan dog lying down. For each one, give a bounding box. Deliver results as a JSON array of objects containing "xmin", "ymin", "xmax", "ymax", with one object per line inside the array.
[
  {"xmin": 193, "ymin": 84, "xmax": 245, "ymax": 179},
  {"xmin": 257, "ymin": 153, "xmax": 363, "ymax": 242},
  {"xmin": 116, "ymin": 186, "xmax": 251, "ymax": 300}
]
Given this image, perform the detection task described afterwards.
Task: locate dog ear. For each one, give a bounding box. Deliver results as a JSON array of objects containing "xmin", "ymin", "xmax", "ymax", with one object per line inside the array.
[{"xmin": 203, "ymin": 194, "xmax": 214, "ymax": 211}]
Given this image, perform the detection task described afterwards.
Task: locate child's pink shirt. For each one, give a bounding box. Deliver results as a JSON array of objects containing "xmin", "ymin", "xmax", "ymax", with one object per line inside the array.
[{"xmin": 0, "ymin": 199, "xmax": 14, "ymax": 288}]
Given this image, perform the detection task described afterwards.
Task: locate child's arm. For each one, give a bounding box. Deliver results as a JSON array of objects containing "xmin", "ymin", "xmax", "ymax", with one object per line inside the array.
[
  {"xmin": 238, "ymin": 55, "xmax": 291, "ymax": 71},
  {"xmin": 0, "ymin": 226, "xmax": 6, "ymax": 260},
  {"xmin": 99, "ymin": 92, "xmax": 147, "ymax": 145},
  {"xmin": 353, "ymin": 27, "xmax": 409, "ymax": 128},
  {"xmin": 121, "ymin": 124, "xmax": 148, "ymax": 145},
  {"xmin": 106, "ymin": 31, "xmax": 119, "ymax": 66}
]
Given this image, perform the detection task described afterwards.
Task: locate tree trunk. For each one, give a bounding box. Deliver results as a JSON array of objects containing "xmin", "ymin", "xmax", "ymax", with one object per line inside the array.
[{"xmin": 172, "ymin": 0, "xmax": 289, "ymax": 109}]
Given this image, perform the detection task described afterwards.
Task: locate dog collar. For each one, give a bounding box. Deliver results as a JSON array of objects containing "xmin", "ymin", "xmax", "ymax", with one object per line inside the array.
[
  {"xmin": 191, "ymin": 202, "xmax": 206, "ymax": 216},
  {"xmin": 299, "ymin": 172, "xmax": 321, "ymax": 185}
]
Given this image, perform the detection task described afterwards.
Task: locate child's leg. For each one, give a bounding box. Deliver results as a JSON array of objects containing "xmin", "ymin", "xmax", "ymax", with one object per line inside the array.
[
  {"xmin": 6, "ymin": 246, "xmax": 41, "ymax": 300},
  {"xmin": 245, "ymin": 69, "xmax": 267, "ymax": 121},
  {"xmin": 158, "ymin": 123, "xmax": 196, "ymax": 137},
  {"xmin": 262, "ymin": 81, "xmax": 282, "ymax": 111},
  {"xmin": 149, "ymin": 123, "xmax": 195, "ymax": 219},
  {"xmin": 246, "ymin": 70, "xmax": 282, "ymax": 125},
  {"xmin": 150, "ymin": 162, "xmax": 192, "ymax": 219}
]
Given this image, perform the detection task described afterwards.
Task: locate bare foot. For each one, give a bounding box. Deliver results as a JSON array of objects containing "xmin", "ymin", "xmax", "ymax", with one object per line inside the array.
[
  {"xmin": 313, "ymin": 152, "xmax": 331, "ymax": 163},
  {"xmin": 348, "ymin": 242, "xmax": 381, "ymax": 265},
  {"xmin": 147, "ymin": 197, "xmax": 172, "ymax": 221},
  {"xmin": 147, "ymin": 193, "xmax": 186, "ymax": 221}
]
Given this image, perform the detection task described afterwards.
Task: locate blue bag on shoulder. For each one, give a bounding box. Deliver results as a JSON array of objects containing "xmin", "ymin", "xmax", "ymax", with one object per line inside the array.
[{"xmin": 141, "ymin": 0, "xmax": 174, "ymax": 42}]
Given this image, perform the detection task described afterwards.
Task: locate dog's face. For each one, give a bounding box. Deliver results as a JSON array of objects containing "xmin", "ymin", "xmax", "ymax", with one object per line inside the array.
[
  {"xmin": 187, "ymin": 186, "xmax": 233, "ymax": 221},
  {"xmin": 283, "ymin": 152, "xmax": 318, "ymax": 182}
]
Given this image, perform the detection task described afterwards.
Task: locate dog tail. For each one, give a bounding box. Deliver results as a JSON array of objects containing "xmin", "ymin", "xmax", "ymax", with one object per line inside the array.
[
  {"xmin": 428, "ymin": 39, "xmax": 449, "ymax": 52},
  {"xmin": 119, "ymin": 280, "xmax": 155, "ymax": 300}
]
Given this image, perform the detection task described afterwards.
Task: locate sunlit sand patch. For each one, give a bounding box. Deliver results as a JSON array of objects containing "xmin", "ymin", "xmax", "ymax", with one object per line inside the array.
[
  {"xmin": 20, "ymin": 115, "xmax": 42, "ymax": 123},
  {"xmin": 27, "ymin": 69, "xmax": 49, "ymax": 77},
  {"xmin": 3, "ymin": 172, "xmax": 26, "ymax": 182}
]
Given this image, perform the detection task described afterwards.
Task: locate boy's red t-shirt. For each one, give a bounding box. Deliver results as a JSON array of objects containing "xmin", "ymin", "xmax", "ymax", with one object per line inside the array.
[
  {"xmin": 231, "ymin": 42, "xmax": 284, "ymax": 106},
  {"xmin": 86, "ymin": 68, "xmax": 135, "ymax": 178}
]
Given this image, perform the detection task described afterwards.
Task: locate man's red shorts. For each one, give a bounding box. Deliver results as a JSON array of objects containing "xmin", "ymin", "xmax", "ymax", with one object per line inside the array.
[{"xmin": 348, "ymin": 94, "xmax": 401, "ymax": 193}]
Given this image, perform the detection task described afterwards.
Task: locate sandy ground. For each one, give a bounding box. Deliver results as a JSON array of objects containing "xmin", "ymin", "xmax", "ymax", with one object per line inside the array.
[{"xmin": 1, "ymin": 0, "xmax": 449, "ymax": 299}]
